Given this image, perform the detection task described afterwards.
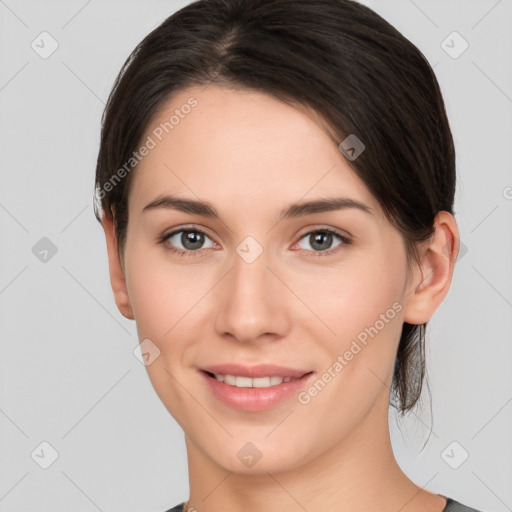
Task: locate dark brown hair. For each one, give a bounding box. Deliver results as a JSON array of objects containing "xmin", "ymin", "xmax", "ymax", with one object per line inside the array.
[{"xmin": 94, "ymin": 0, "xmax": 456, "ymax": 415}]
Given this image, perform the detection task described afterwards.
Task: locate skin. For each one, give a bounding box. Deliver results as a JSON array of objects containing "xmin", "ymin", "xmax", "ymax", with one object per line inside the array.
[{"xmin": 102, "ymin": 84, "xmax": 459, "ymax": 512}]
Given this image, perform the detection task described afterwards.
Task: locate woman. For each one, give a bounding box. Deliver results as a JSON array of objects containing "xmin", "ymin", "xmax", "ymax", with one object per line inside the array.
[{"xmin": 94, "ymin": 0, "xmax": 484, "ymax": 510}]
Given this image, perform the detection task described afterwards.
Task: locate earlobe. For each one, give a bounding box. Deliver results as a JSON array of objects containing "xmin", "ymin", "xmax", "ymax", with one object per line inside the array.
[
  {"xmin": 102, "ymin": 215, "xmax": 135, "ymax": 320},
  {"xmin": 402, "ymin": 211, "xmax": 459, "ymax": 325}
]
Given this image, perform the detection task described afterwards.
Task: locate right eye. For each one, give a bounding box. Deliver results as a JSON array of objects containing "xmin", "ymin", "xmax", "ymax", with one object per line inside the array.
[{"xmin": 159, "ymin": 227, "xmax": 217, "ymax": 256}]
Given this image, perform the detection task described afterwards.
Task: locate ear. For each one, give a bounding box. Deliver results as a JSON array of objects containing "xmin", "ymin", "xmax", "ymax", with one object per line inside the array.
[
  {"xmin": 101, "ymin": 215, "xmax": 134, "ymax": 320},
  {"xmin": 402, "ymin": 211, "xmax": 460, "ymax": 325}
]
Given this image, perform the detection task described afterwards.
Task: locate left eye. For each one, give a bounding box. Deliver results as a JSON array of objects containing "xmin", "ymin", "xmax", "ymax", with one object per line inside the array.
[{"xmin": 296, "ymin": 230, "xmax": 346, "ymax": 253}]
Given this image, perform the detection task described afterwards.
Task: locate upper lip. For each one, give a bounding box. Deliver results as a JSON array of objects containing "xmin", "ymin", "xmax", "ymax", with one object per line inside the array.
[{"xmin": 200, "ymin": 364, "xmax": 312, "ymax": 379}]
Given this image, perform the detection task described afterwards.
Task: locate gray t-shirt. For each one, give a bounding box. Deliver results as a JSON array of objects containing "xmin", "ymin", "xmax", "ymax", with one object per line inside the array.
[
  {"xmin": 443, "ymin": 497, "xmax": 485, "ymax": 511},
  {"xmin": 164, "ymin": 496, "xmax": 485, "ymax": 512}
]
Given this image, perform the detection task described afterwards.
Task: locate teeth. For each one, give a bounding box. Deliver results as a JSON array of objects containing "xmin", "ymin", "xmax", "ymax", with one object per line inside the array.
[{"xmin": 213, "ymin": 374, "xmax": 295, "ymax": 388}]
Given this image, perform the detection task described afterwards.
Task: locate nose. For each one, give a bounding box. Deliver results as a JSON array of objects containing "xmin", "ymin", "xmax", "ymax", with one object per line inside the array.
[{"xmin": 214, "ymin": 245, "xmax": 291, "ymax": 344}]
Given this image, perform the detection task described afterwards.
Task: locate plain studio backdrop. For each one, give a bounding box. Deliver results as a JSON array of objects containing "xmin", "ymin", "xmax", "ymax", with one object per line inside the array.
[{"xmin": 0, "ymin": 1, "xmax": 511, "ymax": 511}]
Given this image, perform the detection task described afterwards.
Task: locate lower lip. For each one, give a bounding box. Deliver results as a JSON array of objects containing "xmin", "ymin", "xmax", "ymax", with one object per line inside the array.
[{"xmin": 199, "ymin": 370, "xmax": 315, "ymax": 412}]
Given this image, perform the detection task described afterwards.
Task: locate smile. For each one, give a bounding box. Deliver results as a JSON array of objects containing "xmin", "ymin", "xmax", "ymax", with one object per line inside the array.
[
  {"xmin": 200, "ymin": 370, "xmax": 315, "ymax": 412},
  {"xmin": 208, "ymin": 373, "xmax": 301, "ymax": 388}
]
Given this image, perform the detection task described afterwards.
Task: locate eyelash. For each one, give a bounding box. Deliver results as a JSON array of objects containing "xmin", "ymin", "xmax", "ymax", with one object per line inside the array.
[{"xmin": 157, "ymin": 226, "xmax": 351, "ymax": 258}]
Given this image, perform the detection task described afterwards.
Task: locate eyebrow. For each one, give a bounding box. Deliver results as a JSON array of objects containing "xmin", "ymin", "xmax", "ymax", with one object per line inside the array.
[{"xmin": 141, "ymin": 194, "xmax": 374, "ymax": 220}]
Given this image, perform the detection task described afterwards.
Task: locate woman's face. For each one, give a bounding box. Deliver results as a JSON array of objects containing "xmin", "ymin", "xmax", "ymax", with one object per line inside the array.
[{"xmin": 119, "ymin": 84, "xmax": 418, "ymax": 473}]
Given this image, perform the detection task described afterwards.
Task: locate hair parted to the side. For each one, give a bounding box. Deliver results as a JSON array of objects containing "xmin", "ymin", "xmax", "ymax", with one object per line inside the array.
[{"xmin": 93, "ymin": 0, "xmax": 456, "ymax": 416}]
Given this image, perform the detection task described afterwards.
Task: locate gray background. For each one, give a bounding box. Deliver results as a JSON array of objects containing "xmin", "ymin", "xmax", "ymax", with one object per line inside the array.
[{"xmin": 0, "ymin": 0, "xmax": 511, "ymax": 511}]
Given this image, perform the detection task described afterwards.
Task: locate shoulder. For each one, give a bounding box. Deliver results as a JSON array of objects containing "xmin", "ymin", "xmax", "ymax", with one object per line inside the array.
[
  {"xmin": 443, "ymin": 497, "xmax": 487, "ymax": 512},
  {"xmin": 162, "ymin": 502, "xmax": 186, "ymax": 512}
]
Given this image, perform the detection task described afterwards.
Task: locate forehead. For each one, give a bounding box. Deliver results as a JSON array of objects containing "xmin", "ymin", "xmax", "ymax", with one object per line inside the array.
[{"xmin": 130, "ymin": 84, "xmax": 380, "ymax": 218}]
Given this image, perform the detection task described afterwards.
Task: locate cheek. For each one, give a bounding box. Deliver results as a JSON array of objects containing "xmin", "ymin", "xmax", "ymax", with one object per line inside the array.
[
  {"xmin": 290, "ymin": 259, "xmax": 405, "ymax": 428},
  {"xmin": 123, "ymin": 249, "xmax": 211, "ymax": 417},
  {"xmin": 123, "ymin": 243, "xmax": 215, "ymax": 346},
  {"xmin": 287, "ymin": 251, "xmax": 406, "ymax": 389},
  {"xmin": 291, "ymin": 253, "xmax": 405, "ymax": 336}
]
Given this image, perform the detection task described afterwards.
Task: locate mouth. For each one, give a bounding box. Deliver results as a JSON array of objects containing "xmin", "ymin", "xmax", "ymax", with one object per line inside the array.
[
  {"xmin": 199, "ymin": 368, "xmax": 315, "ymax": 412},
  {"xmin": 201, "ymin": 370, "xmax": 312, "ymax": 388},
  {"xmin": 199, "ymin": 362, "xmax": 312, "ymax": 379}
]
